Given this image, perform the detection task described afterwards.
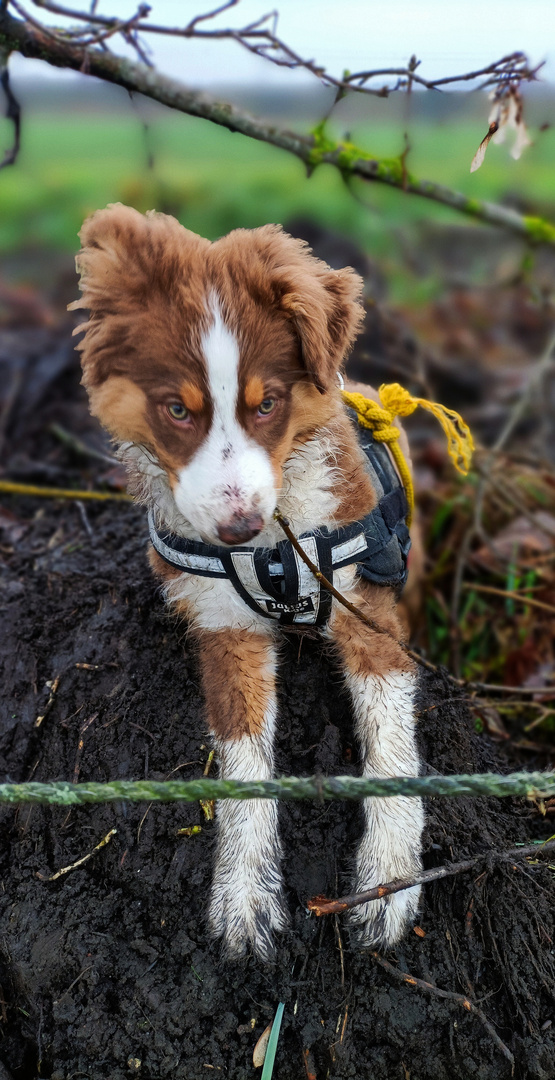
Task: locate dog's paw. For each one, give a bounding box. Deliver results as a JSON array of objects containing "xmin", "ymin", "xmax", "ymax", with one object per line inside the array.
[
  {"xmin": 209, "ymin": 799, "xmax": 288, "ymax": 960},
  {"xmin": 348, "ymin": 882, "xmax": 421, "ymax": 949},
  {"xmin": 348, "ymin": 796, "xmax": 424, "ymax": 949},
  {"xmin": 208, "ymin": 872, "xmax": 289, "ymax": 961}
]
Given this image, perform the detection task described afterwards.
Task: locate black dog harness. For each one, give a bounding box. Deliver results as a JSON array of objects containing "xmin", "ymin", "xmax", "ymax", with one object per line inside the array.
[{"xmin": 148, "ymin": 416, "xmax": 411, "ymax": 629}]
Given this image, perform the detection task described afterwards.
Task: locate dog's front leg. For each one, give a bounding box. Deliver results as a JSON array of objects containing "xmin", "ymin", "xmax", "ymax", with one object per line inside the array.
[
  {"xmin": 195, "ymin": 628, "xmax": 287, "ymax": 961},
  {"xmin": 329, "ymin": 586, "xmax": 424, "ymax": 949}
]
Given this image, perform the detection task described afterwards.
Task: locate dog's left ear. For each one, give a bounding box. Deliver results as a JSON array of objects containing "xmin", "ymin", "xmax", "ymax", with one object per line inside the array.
[{"xmin": 252, "ymin": 225, "xmax": 365, "ymax": 393}]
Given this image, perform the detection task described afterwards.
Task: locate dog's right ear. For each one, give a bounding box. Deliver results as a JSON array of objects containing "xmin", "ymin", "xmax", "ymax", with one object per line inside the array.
[
  {"xmin": 69, "ymin": 203, "xmax": 210, "ymax": 322},
  {"xmin": 69, "ymin": 204, "xmax": 211, "ymax": 400},
  {"xmin": 69, "ymin": 205, "xmax": 211, "ymax": 441}
]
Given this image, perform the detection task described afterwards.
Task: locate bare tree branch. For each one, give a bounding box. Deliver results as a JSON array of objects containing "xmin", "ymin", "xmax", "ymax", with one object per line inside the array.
[
  {"xmin": 12, "ymin": 1, "xmax": 545, "ymax": 98},
  {"xmin": 0, "ymin": 5, "xmax": 553, "ymax": 243}
]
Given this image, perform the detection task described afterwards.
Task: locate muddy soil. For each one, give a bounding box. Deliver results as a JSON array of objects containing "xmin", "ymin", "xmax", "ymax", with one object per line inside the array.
[{"xmin": 0, "ymin": 329, "xmax": 554, "ymax": 1080}]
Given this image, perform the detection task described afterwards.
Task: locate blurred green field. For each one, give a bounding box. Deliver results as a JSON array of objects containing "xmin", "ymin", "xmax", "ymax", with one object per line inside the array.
[{"xmin": 1, "ymin": 100, "xmax": 554, "ymax": 297}]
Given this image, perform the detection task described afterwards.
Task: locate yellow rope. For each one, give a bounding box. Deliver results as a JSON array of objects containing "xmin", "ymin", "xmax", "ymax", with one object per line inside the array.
[
  {"xmin": 0, "ymin": 480, "xmax": 133, "ymax": 501},
  {"xmin": 342, "ymin": 382, "xmax": 474, "ymax": 526}
]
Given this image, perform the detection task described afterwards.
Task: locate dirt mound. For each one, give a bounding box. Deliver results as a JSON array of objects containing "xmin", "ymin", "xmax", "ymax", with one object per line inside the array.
[
  {"xmin": 0, "ymin": 492, "xmax": 553, "ymax": 1080},
  {"xmin": 0, "ymin": 326, "xmax": 554, "ymax": 1079}
]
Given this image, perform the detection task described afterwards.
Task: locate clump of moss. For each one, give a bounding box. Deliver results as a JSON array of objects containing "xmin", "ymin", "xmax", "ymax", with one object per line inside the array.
[
  {"xmin": 308, "ymin": 121, "xmax": 408, "ymax": 184},
  {"xmin": 464, "ymin": 198, "xmax": 483, "ymax": 217},
  {"xmin": 523, "ymin": 215, "xmax": 555, "ymax": 245},
  {"xmin": 307, "ymin": 120, "xmax": 338, "ymax": 165}
]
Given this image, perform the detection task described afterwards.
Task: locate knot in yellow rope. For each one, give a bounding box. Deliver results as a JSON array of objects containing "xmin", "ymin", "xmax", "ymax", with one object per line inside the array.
[
  {"xmin": 341, "ymin": 382, "xmax": 474, "ymax": 528},
  {"xmin": 339, "ymin": 391, "xmax": 402, "ymax": 442}
]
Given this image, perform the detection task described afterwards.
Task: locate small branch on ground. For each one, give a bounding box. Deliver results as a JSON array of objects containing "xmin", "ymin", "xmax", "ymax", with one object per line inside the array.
[
  {"xmin": 274, "ymin": 509, "xmax": 439, "ymax": 679},
  {"xmin": 307, "ymin": 839, "xmax": 555, "ymax": 914},
  {"xmin": 37, "ymin": 825, "xmax": 117, "ymax": 880},
  {"xmin": 72, "ymin": 712, "xmax": 98, "ymax": 783},
  {"xmin": 370, "ymin": 952, "xmax": 515, "ymax": 1067},
  {"xmin": 470, "ymin": 684, "xmax": 555, "ymax": 697},
  {"xmin": 75, "ymin": 499, "xmax": 94, "ymax": 538},
  {"xmin": 34, "ymin": 674, "xmax": 61, "ymax": 729}
]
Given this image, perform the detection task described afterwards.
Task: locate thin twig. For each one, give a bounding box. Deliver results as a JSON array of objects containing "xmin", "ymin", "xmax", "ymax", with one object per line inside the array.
[
  {"xmin": 34, "ymin": 674, "xmax": 61, "ymax": 729},
  {"xmin": 273, "ymin": 509, "xmax": 433, "ymax": 674},
  {"xmin": 524, "ymin": 707, "xmax": 555, "ymax": 733},
  {"xmin": 53, "ymin": 965, "xmax": 92, "ymax": 1005},
  {"xmin": 75, "ymin": 500, "xmax": 94, "ymax": 538},
  {"xmin": 185, "ymin": 0, "xmax": 238, "ymax": 34},
  {"xmin": 370, "ymin": 952, "xmax": 514, "ymax": 1068},
  {"xmin": 49, "ymin": 422, "xmax": 119, "ymax": 466},
  {"xmin": 274, "ymin": 511, "xmax": 555, "ymax": 702},
  {"xmin": 462, "ymin": 582, "xmax": 555, "ymax": 617},
  {"xmin": 471, "ymin": 683, "xmax": 555, "ymax": 697},
  {"xmin": 493, "ymin": 332, "xmax": 555, "ymax": 454},
  {"xmin": 307, "ymin": 839, "xmax": 555, "ymax": 914},
  {"xmin": 72, "ymin": 712, "xmax": 97, "ymax": 783},
  {"xmin": 37, "ymin": 826, "xmax": 117, "ymax": 880}
]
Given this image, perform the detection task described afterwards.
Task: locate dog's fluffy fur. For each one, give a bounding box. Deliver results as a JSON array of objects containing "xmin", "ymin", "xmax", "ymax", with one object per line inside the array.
[{"xmin": 72, "ymin": 204, "xmax": 424, "ymax": 960}]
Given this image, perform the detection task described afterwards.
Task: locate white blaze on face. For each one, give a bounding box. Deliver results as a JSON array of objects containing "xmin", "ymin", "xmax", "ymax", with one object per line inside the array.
[{"xmin": 173, "ymin": 297, "xmax": 277, "ymax": 544}]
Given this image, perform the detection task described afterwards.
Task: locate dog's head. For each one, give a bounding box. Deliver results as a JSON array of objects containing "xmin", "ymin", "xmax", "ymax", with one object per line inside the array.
[{"xmin": 71, "ymin": 204, "xmax": 364, "ymax": 544}]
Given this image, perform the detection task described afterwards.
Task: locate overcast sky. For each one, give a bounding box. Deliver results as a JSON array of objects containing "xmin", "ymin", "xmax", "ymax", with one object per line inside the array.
[{"xmin": 10, "ymin": 0, "xmax": 555, "ymax": 87}]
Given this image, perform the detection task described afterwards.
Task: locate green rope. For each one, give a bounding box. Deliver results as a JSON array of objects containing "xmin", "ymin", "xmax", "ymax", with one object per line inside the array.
[{"xmin": 0, "ymin": 772, "xmax": 553, "ymax": 805}]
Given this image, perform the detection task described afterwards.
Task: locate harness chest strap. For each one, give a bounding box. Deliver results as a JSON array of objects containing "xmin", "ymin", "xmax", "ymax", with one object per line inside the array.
[
  {"xmin": 148, "ymin": 386, "xmax": 473, "ymax": 628},
  {"xmin": 148, "ymin": 419, "xmax": 410, "ymax": 628}
]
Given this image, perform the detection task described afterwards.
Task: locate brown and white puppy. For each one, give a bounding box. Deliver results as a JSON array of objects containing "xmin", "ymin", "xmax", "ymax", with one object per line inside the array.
[{"xmin": 71, "ymin": 204, "xmax": 424, "ymax": 961}]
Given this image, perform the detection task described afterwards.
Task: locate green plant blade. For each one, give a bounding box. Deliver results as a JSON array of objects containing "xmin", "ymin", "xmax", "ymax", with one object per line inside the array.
[{"xmin": 261, "ymin": 1002, "xmax": 285, "ymax": 1080}]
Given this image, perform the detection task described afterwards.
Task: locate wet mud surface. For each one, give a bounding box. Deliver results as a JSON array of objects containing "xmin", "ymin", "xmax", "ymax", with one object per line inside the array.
[{"xmin": 0, "ymin": 333, "xmax": 554, "ymax": 1080}]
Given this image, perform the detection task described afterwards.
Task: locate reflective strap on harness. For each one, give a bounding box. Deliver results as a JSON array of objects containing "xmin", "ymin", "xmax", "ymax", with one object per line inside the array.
[{"xmin": 148, "ymin": 420, "xmax": 411, "ymax": 627}]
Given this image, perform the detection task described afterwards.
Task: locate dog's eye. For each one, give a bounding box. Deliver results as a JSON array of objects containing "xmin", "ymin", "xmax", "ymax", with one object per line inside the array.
[
  {"xmin": 167, "ymin": 403, "xmax": 189, "ymax": 422},
  {"xmin": 258, "ymin": 398, "xmax": 276, "ymax": 416}
]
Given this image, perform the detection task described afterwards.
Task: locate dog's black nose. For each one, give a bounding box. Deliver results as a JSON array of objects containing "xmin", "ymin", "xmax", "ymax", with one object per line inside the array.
[{"xmin": 217, "ymin": 513, "xmax": 264, "ymax": 545}]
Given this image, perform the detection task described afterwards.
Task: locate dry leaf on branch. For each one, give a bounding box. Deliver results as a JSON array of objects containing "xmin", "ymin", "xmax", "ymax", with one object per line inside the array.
[{"xmin": 471, "ymin": 85, "xmax": 531, "ymax": 172}]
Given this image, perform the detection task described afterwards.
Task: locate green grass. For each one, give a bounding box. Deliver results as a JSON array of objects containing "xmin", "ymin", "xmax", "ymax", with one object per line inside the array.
[{"xmin": 1, "ymin": 107, "xmax": 554, "ymax": 287}]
